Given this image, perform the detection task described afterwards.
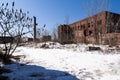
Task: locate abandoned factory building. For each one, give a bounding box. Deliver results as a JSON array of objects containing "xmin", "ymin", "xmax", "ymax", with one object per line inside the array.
[{"xmin": 58, "ymin": 11, "xmax": 120, "ymax": 45}]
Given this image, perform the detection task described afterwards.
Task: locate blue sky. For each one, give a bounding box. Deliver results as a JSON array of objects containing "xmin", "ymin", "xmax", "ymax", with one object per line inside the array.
[{"xmin": 0, "ymin": 0, "xmax": 120, "ymax": 34}]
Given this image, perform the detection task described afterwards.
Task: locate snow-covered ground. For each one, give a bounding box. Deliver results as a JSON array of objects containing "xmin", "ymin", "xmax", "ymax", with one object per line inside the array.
[{"xmin": 1, "ymin": 42, "xmax": 120, "ymax": 80}]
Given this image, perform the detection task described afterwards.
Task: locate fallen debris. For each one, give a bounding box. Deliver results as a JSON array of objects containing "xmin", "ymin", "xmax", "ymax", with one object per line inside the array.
[{"xmin": 86, "ymin": 46, "xmax": 101, "ymax": 51}]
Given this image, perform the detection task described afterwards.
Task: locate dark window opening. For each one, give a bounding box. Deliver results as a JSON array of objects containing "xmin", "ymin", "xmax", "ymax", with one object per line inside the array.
[
  {"xmin": 88, "ymin": 23, "xmax": 90, "ymax": 28},
  {"xmin": 89, "ymin": 31, "xmax": 93, "ymax": 36},
  {"xmin": 91, "ymin": 22, "xmax": 94, "ymax": 27},
  {"xmin": 107, "ymin": 26, "xmax": 115, "ymax": 33},
  {"xmin": 81, "ymin": 25, "xmax": 83, "ymax": 29},
  {"xmin": 78, "ymin": 26, "xmax": 81, "ymax": 30},
  {"xmin": 98, "ymin": 28, "xmax": 102, "ymax": 34},
  {"xmin": 84, "ymin": 30, "xmax": 87, "ymax": 36},
  {"xmin": 97, "ymin": 20, "xmax": 102, "ymax": 25}
]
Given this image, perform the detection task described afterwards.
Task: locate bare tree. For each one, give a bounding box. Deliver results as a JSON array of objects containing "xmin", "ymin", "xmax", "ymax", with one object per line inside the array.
[
  {"xmin": 36, "ymin": 28, "xmax": 41, "ymax": 39},
  {"xmin": 0, "ymin": 2, "xmax": 33, "ymax": 63},
  {"xmin": 63, "ymin": 16, "xmax": 74, "ymax": 43},
  {"xmin": 64, "ymin": 16, "xmax": 69, "ymax": 42},
  {"xmin": 34, "ymin": 24, "xmax": 50, "ymax": 43},
  {"xmin": 84, "ymin": 0, "xmax": 109, "ymax": 44},
  {"xmin": 106, "ymin": 11, "xmax": 120, "ymax": 46},
  {"xmin": 52, "ymin": 24, "xmax": 58, "ymax": 42}
]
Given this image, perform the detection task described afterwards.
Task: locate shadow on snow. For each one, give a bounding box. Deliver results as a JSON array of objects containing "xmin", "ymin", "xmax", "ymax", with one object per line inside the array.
[{"xmin": 1, "ymin": 62, "xmax": 79, "ymax": 80}]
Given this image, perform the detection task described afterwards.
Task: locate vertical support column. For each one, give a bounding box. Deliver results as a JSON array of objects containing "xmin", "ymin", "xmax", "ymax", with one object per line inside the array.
[{"xmin": 34, "ymin": 16, "xmax": 37, "ymax": 42}]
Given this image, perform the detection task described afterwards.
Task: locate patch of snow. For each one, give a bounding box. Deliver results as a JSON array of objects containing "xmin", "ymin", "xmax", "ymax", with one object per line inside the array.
[{"xmin": 1, "ymin": 42, "xmax": 120, "ymax": 80}]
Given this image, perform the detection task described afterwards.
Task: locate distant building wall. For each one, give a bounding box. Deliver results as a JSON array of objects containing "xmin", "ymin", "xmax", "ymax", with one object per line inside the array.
[
  {"xmin": 58, "ymin": 25, "xmax": 74, "ymax": 44},
  {"xmin": 0, "ymin": 37, "xmax": 14, "ymax": 44},
  {"xmin": 42, "ymin": 35, "xmax": 51, "ymax": 42},
  {"xmin": 58, "ymin": 11, "xmax": 120, "ymax": 45},
  {"xmin": 28, "ymin": 38, "xmax": 34, "ymax": 42}
]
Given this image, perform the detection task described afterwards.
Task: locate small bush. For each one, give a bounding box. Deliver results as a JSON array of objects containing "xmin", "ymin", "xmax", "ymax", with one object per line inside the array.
[
  {"xmin": 0, "ymin": 51, "xmax": 12, "ymax": 64},
  {"xmin": 11, "ymin": 55, "xmax": 26, "ymax": 61}
]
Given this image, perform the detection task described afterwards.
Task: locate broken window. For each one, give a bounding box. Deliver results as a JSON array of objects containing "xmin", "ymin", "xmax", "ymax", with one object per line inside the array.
[
  {"xmin": 90, "ymin": 22, "xmax": 94, "ymax": 27},
  {"xmin": 89, "ymin": 31, "xmax": 93, "ymax": 36},
  {"xmin": 84, "ymin": 30, "xmax": 87, "ymax": 36},
  {"xmin": 88, "ymin": 23, "xmax": 90, "ymax": 28},
  {"xmin": 98, "ymin": 28, "xmax": 102, "ymax": 35},
  {"xmin": 107, "ymin": 26, "xmax": 115, "ymax": 33},
  {"xmin": 78, "ymin": 26, "xmax": 81, "ymax": 30},
  {"xmin": 97, "ymin": 20, "xmax": 102, "ymax": 25},
  {"xmin": 81, "ymin": 25, "xmax": 83, "ymax": 29}
]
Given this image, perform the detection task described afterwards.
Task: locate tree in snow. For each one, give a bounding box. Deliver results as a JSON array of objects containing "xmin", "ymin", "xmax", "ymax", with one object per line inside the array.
[
  {"xmin": 105, "ymin": 11, "xmax": 120, "ymax": 46},
  {"xmin": 84, "ymin": 0, "xmax": 109, "ymax": 44},
  {"xmin": 0, "ymin": 2, "xmax": 33, "ymax": 63},
  {"xmin": 52, "ymin": 24, "xmax": 59, "ymax": 42}
]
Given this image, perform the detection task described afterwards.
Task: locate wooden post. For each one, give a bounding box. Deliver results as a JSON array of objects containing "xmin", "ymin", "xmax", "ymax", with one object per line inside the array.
[{"xmin": 34, "ymin": 16, "xmax": 37, "ymax": 42}]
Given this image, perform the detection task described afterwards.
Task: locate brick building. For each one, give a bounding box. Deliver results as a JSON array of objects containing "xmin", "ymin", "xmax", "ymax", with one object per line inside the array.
[{"xmin": 58, "ymin": 11, "xmax": 120, "ymax": 45}]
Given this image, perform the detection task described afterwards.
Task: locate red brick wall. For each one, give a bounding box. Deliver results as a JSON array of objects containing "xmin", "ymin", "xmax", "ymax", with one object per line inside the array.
[{"xmin": 58, "ymin": 11, "xmax": 120, "ymax": 45}]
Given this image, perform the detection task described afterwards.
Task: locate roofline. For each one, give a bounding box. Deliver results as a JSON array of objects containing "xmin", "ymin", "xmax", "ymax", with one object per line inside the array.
[{"xmin": 69, "ymin": 11, "xmax": 120, "ymax": 25}]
